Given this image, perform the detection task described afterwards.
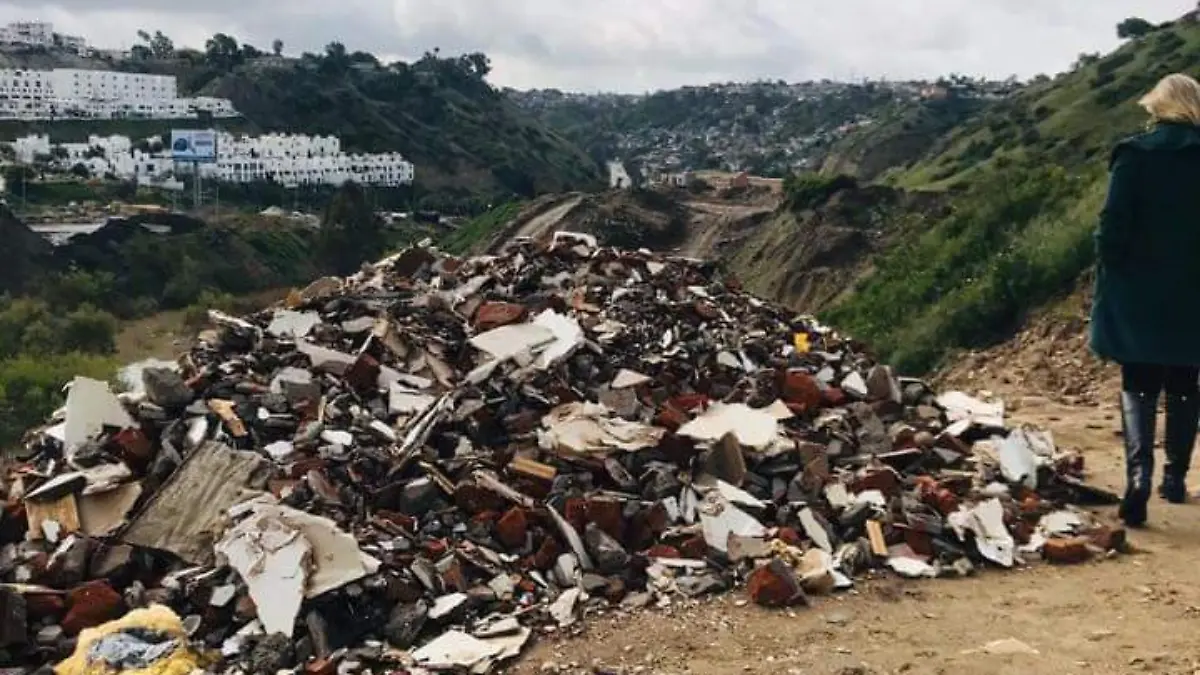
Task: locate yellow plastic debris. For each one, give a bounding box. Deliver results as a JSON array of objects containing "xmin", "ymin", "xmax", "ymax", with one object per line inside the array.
[
  {"xmin": 54, "ymin": 604, "xmax": 209, "ymax": 675},
  {"xmin": 793, "ymin": 332, "xmax": 811, "ymax": 353}
]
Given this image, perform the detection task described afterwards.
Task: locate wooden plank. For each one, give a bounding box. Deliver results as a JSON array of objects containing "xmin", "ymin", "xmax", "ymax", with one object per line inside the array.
[
  {"xmin": 866, "ymin": 519, "xmax": 889, "ymax": 557},
  {"xmin": 25, "ymin": 493, "xmax": 80, "ymax": 541}
]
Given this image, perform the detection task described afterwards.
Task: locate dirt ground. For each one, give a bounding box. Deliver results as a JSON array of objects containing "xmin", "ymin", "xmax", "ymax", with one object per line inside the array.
[{"xmin": 513, "ymin": 343, "xmax": 1200, "ymax": 674}]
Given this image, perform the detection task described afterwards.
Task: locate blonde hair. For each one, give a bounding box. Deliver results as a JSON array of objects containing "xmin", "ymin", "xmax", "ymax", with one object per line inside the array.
[{"xmin": 1138, "ymin": 73, "xmax": 1200, "ymax": 125}]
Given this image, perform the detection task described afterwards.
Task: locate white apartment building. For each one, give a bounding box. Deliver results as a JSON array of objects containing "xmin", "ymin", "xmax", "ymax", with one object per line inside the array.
[
  {"xmin": 10, "ymin": 131, "xmax": 415, "ymax": 189},
  {"xmin": 0, "ymin": 67, "xmax": 235, "ymax": 120},
  {"xmin": 0, "ymin": 68, "xmax": 53, "ymax": 119},
  {"xmin": 211, "ymin": 133, "xmax": 413, "ymax": 187},
  {"xmin": 0, "ymin": 21, "xmax": 52, "ymax": 47}
]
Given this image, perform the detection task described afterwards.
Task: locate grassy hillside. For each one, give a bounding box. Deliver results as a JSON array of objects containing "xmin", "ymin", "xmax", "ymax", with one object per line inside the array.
[
  {"xmin": 201, "ymin": 55, "xmax": 601, "ymax": 198},
  {"xmin": 806, "ymin": 19, "xmax": 1200, "ymax": 374}
]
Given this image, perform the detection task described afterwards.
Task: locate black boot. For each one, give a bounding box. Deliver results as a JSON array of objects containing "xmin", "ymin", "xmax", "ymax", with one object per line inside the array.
[
  {"xmin": 1160, "ymin": 393, "xmax": 1200, "ymax": 503},
  {"xmin": 1119, "ymin": 391, "xmax": 1158, "ymax": 527}
]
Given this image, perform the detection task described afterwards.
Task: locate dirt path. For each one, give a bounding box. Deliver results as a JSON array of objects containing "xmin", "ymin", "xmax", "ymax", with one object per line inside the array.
[
  {"xmin": 511, "ymin": 392, "xmax": 1200, "ymax": 675},
  {"xmin": 511, "ymin": 196, "xmax": 585, "ymax": 242}
]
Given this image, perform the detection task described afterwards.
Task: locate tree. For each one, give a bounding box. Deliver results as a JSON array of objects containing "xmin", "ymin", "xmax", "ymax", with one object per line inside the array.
[
  {"xmin": 150, "ymin": 31, "xmax": 174, "ymax": 59},
  {"xmin": 1117, "ymin": 17, "xmax": 1155, "ymax": 39},
  {"xmin": 70, "ymin": 163, "xmax": 90, "ymax": 178},
  {"xmin": 272, "ymin": 39, "xmax": 284, "ymax": 56},
  {"xmin": 205, "ymin": 33, "xmax": 242, "ymax": 70},
  {"xmin": 318, "ymin": 182, "xmax": 384, "ymax": 275},
  {"xmin": 130, "ymin": 44, "xmax": 152, "ymax": 61}
]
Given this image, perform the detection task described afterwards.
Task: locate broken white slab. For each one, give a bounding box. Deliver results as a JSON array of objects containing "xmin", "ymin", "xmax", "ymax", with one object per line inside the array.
[
  {"xmin": 799, "ymin": 507, "xmax": 834, "ymax": 554},
  {"xmin": 938, "ymin": 391, "xmax": 1005, "ymax": 428},
  {"xmin": 841, "ymin": 372, "xmax": 869, "ymax": 399},
  {"xmin": 63, "ymin": 377, "xmax": 138, "ymax": 457},
  {"xmin": 214, "ymin": 501, "xmax": 382, "ymax": 638},
  {"xmin": 947, "ymin": 498, "xmax": 1015, "ymax": 568},
  {"xmin": 532, "ymin": 309, "xmax": 585, "ymax": 369},
  {"xmin": 412, "ymin": 630, "xmax": 502, "ymax": 670},
  {"xmin": 296, "ymin": 341, "xmax": 357, "ymax": 372},
  {"xmin": 389, "ymin": 383, "xmax": 437, "ymax": 416},
  {"xmin": 549, "ymin": 587, "xmax": 584, "ymax": 627},
  {"xmin": 267, "ymin": 310, "xmax": 322, "ymax": 339},
  {"xmin": 1040, "ymin": 510, "xmax": 1084, "ymax": 536},
  {"xmin": 470, "ymin": 323, "xmax": 555, "ymax": 362},
  {"xmin": 698, "ymin": 492, "xmax": 766, "ymax": 553},
  {"xmin": 998, "ymin": 429, "xmax": 1042, "ymax": 489},
  {"xmin": 677, "ymin": 402, "xmax": 779, "ymax": 449},
  {"xmin": 214, "ymin": 510, "xmax": 312, "ymax": 637},
  {"xmin": 611, "ymin": 369, "xmax": 652, "ymax": 390},
  {"xmin": 539, "ymin": 402, "xmax": 664, "ymax": 456},
  {"xmin": 429, "ymin": 593, "xmax": 469, "ymax": 621},
  {"xmin": 764, "ymin": 399, "xmax": 795, "ymax": 420},
  {"xmin": 886, "ymin": 557, "xmax": 937, "ymax": 579},
  {"xmin": 712, "ymin": 480, "xmax": 766, "ymax": 510}
]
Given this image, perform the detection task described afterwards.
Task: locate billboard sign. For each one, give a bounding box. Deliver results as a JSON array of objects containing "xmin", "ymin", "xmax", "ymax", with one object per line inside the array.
[{"xmin": 171, "ymin": 129, "xmax": 217, "ymax": 163}]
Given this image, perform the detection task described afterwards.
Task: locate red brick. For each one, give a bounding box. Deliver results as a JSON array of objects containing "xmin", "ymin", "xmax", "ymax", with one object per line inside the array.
[
  {"xmin": 1043, "ymin": 537, "xmax": 1092, "ymax": 565},
  {"xmin": 645, "ymin": 545, "xmax": 681, "ymax": 558},
  {"xmin": 474, "ymin": 302, "xmax": 528, "ymax": 331},
  {"xmin": 111, "ymin": 428, "xmax": 153, "ymax": 464},
  {"xmin": 441, "ymin": 559, "xmax": 468, "ymax": 593},
  {"xmin": 62, "ymin": 581, "xmax": 123, "ymax": 635},
  {"xmin": 927, "ymin": 488, "xmax": 960, "ymax": 516},
  {"xmin": 776, "ymin": 527, "xmax": 803, "ymax": 547},
  {"xmin": 305, "ymin": 658, "xmax": 336, "ymax": 675},
  {"xmin": 564, "ymin": 498, "xmax": 588, "ymax": 532},
  {"xmin": 747, "ymin": 560, "xmax": 807, "ymax": 608},
  {"xmin": 529, "ymin": 537, "xmax": 561, "ymax": 570},
  {"xmin": 586, "ymin": 498, "xmax": 624, "ymax": 541},
  {"xmin": 822, "ymin": 387, "xmax": 848, "ymax": 407},
  {"xmin": 605, "ymin": 577, "xmax": 628, "ymax": 603},
  {"xmin": 903, "ymin": 528, "xmax": 934, "ymax": 558},
  {"xmin": 667, "ymin": 393, "xmax": 709, "ymax": 412},
  {"xmin": 851, "ymin": 468, "xmax": 900, "ymax": 496},
  {"xmin": 654, "ymin": 408, "xmax": 689, "ymax": 432},
  {"xmin": 1086, "ymin": 525, "xmax": 1127, "ymax": 552},
  {"xmin": 24, "ymin": 593, "xmax": 65, "ymax": 620},
  {"xmin": 678, "ymin": 535, "xmax": 708, "ymax": 559},
  {"xmin": 780, "ymin": 370, "xmax": 822, "ymax": 412},
  {"xmin": 235, "ymin": 595, "xmax": 257, "ymax": 621},
  {"xmin": 454, "ymin": 483, "xmax": 506, "ymax": 515},
  {"xmin": 344, "ymin": 353, "xmax": 381, "ymax": 392},
  {"xmin": 423, "ymin": 539, "xmax": 449, "ymax": 558},
  {"xmin": 496, "ymin": 508, "xmax": 529, "ymax": 549}
]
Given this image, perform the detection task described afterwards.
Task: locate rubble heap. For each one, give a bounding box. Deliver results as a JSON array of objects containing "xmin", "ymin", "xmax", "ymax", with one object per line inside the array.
[{"xmin": 1, "ymin": 234, "xmax": 1122, "ymax": 674}]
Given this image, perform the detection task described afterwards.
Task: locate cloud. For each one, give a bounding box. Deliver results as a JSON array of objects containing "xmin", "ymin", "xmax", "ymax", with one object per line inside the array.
[{"xmin": 0, "ymin": 0, "xmax": 1192, "ymax": 92}]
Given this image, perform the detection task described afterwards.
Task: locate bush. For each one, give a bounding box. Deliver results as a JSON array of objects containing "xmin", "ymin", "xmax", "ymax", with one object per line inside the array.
[
  {"xmin": 821, "ymin": 160, "xmax": 1091, "ymax": 374},
  {"xmin": 782, "ymin": 172, "xmax": 857, "ymax": 211},
  {"xmin": 0, "ymin": 352, "xmax": 117, "ymax": 449}
]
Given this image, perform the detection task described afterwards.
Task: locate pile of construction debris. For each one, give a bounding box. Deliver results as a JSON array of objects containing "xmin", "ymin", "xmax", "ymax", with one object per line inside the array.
[{"xmin": 0, "ymin": 233, "xmax": 1122, "ymax": 674}]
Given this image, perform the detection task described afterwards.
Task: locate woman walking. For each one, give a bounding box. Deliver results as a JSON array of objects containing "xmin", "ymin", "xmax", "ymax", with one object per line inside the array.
[{"xmin": 1091, "ymin": 73, "xmax": 1200, "ymax": 527}]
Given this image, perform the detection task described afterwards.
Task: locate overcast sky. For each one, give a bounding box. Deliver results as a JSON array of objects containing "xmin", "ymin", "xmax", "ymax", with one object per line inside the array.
[{"xmin": 0, "ymin": 1, "xmax": 1193, "ymax": 93}]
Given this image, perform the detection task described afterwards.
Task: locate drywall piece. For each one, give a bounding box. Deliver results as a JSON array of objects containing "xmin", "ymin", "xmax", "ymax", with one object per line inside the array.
[
  {"xmin": 611, "ymin": 369, "xmax": 651, "ymax": 389},
  {"xmin": 214, "ymin": 512, "xmax": 311, "ymax": 638},
  {"xmin": 266, "ymin": 310, "xmax": 322, "ymax": 339},
  {"xmin": 532, "ymin": 309, "xmax": 584, "ymax": 369},
  {"xmin": 677, "ymin": 402, "xmax": 780, "ymax": 449},
  {"xmin": 539, "ymin": 402, "xmax": 664, "ymax": 456},
  {"xmin": 947, "ymin": 498, "xmax": 1015, "ymax": 568},
  {"xmin": 63, "ymin": 377, "xmax": 137, "ymax": 457},
  {"xmin": 469, "ymin": 324, "xmax": 556, "ymax": 362}
]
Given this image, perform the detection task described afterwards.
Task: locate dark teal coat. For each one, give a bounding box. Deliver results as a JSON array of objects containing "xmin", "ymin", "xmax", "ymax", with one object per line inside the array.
[{"xmin": 1090, "ymin": 122, "xmax": 1200, "ymax": 366}]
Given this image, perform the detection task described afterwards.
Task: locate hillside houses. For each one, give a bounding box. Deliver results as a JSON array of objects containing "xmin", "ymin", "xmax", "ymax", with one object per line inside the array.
[{"xmin": 9, "ymin": 131, "xmax": 415, "ymax": 189}]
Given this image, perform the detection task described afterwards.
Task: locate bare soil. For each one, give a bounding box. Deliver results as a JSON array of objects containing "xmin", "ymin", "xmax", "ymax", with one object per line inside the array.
[{"xmin": 511, "ymin": 295, "xmax": 1200, "ymax": 675}]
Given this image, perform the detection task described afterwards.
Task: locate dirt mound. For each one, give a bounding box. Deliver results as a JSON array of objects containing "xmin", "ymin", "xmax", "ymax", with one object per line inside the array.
[
  {"xmin": 937, "ymin": 278, "xmax": 1115, "ymax": 406},
  {"xmin": 0, "ymin": 205, "xmax": 52, "ymax": 294},
  {"xmin": 726, "ymin": 185, "xmax": 947, "ymax": 314}
]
